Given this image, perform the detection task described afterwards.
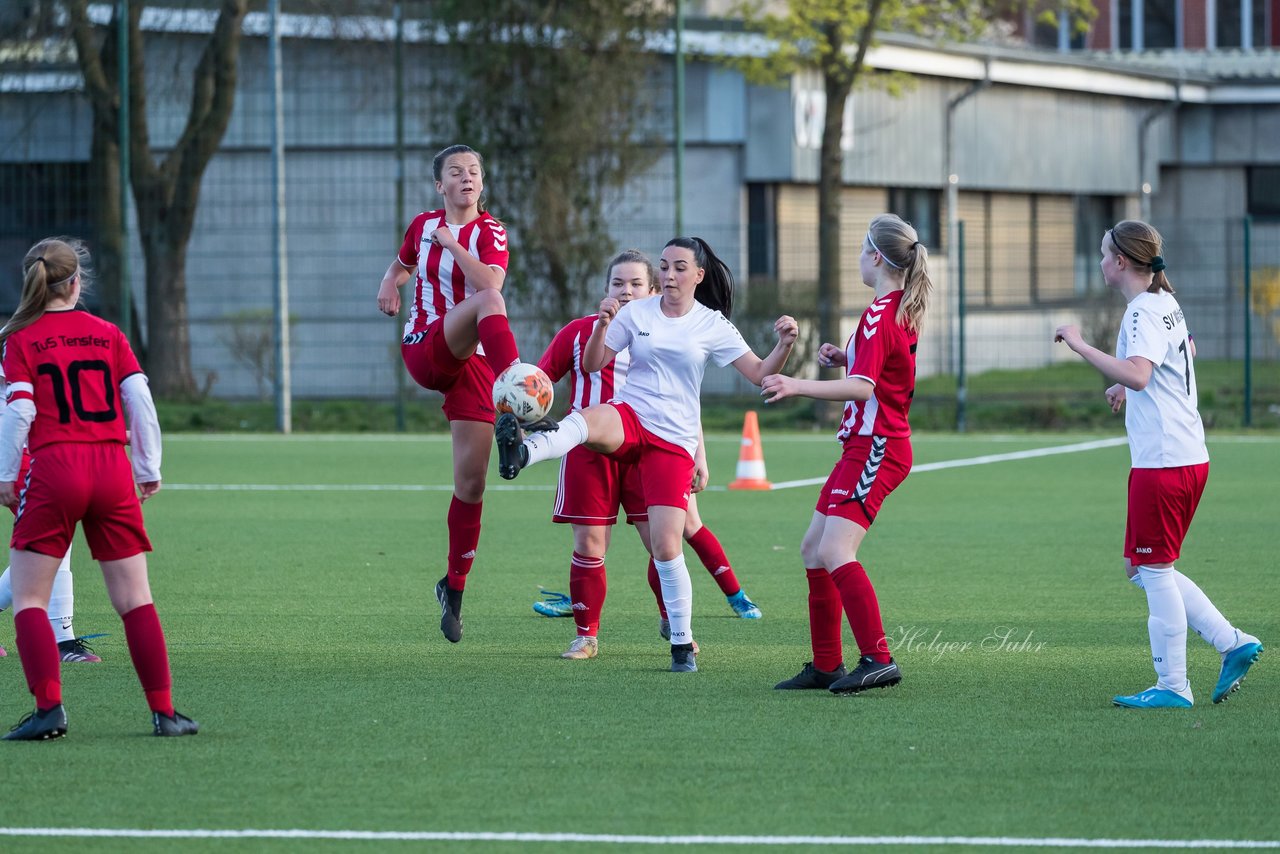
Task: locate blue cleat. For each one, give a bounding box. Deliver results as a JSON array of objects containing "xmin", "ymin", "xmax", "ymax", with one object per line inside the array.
[
  {"xmin": 1113, "ymin": 687, "xmax": 1193, "ymax": 709},
  {"xmin": 533, "ymin": 588, "xmax": 573, "ymax": 618},
  {"xmin": 1212, "ymin": 640, "xmax": 1263, "ymax": 704},
  {"xmin": 726, "ymin": 589, "xmax": 762, "ymax": 619}
]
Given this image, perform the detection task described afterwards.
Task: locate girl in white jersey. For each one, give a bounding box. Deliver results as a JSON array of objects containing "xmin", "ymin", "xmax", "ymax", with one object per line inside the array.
[
  {"xmin": 1055, "ymin": 220, "xmax": 1262, "ymax": 709},
  {"xmin": 534, "ymin": 250, "xmax": 762, "ymax": 661},
  {"xmin": 762, "ymin": 214, "xmax": 932, "ymax": 695},
  {"xmin": 497, "ymin": 237, "xmax": 797, "ymax": 672}
]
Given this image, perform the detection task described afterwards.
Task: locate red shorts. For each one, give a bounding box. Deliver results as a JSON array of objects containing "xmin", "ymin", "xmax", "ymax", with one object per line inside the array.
[
  {"xmin": 552, "ymin": 444, "xmax": 647, "ymax": 526},
  {"xmin": 1125, "ymin": 463, "xmax": 1208, "ymax": 565},
  {"xmin": 13, "ymin": 443, "xmax": 152, "ymax": 561},
  {"xmin": 816, "ymin": 435, "xmax": 912, "ymax": 527},
  {"xmin": 401, "ymin": 318, "xmax": 496, "ymax": 423},
  {"xmin": 604, "ymin": 402, "xmax": 694, "ymax": 512}
]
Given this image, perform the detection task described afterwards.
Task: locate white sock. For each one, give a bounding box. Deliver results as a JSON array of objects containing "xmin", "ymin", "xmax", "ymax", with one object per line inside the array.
[
  {"xmin": 1137, "ymin": 565, "xmax": 1190, "ymax": 698},
  {"xmin": 1171, "ymin": 570, "xmax": 1238, "ymax": 654},
  {"xmin": 48, "ymin": 546, "xmax": 75, "ymax": 644},
  {"xmin": 524, "ymin": 412, "xmax": 589, "ymax": 467},
  {"xmin": 654, "ymin": 555, "xmax": 693, "ymax": 646},
  {"xmin": 0, "ymin": 564, "xmax": 11, "ymax": 611}
]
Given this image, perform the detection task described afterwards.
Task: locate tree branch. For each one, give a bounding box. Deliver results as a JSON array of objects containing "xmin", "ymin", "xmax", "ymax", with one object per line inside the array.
[{"xmin": 66, "ymin": 0, "xmax": 115, "ymax": 121}]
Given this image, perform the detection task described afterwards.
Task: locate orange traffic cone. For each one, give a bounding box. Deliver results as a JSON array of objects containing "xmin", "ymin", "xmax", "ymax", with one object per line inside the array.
[{"xmin": 728, "ymin": 411, "xmax": 771, "ymax": 490}]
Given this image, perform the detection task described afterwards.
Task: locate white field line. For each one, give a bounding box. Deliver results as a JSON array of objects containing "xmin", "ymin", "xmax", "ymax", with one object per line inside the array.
[
  {"xmin": 0, "ymin": 829, "xmax": 1276, "ymax": 847},
  {"xmin": 767, "ymin": 437, "xmax": 1130, "ymax": 491}
]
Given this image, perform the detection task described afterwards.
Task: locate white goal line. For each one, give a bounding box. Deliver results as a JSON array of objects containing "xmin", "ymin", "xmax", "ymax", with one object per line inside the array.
[
  {"xmin": 0, "ymin": 829, "xmax": 1276, "ymax": 848},
  {"xmin": 768, "ymin": 437, "xmax": 1129, "ymax": 491}
]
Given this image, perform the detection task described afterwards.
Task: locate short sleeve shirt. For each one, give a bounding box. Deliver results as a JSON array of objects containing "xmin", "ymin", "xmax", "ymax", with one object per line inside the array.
[
  {"xmin": 396, "ymin": 210, "xmax": 509, "ymax": 336},
  {"xmin": 2, "ymin": 309, "xmax": 141, "ymax": 451},
  {"xmin": 1116, "ymin": 291, "xmax": 1208, "ymax": 468},
  {"xmin": 604, "ymin": 298, "xmax": 749, "ymax": 456},
  {"xmin": 837, "ymin": 290, "xmax": 917, "ymax": 442},
  {"xmin": 538, "ymin": 314, "xmax": 632, "ymax": 412}
]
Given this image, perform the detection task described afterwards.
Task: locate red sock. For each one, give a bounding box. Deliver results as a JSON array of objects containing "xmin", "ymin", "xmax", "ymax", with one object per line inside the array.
[
  {"xmin": 830, "ymin": 561, "xmax": 891, "ymax": 664},
  {"xmin": 121, "ymin": 603, "xmax": 175, "ymax": 717},
  {"xmin": 806, "ymin": 569, "xmax": 844, "ymax": 672},
  {"xmin": 446, "ymin": 496, "xmax": 483, "ymax": 591},
  {"xmin": 686, "ymin": 526, "xmax": 740, "ymax": 596},
  {"xmin": 14, "ymin": 607, "xmax": 61, "ymax": 710},
  {"xmin": 647, "ymin": 558, "xmax": 667, "ymax": 618},
  {"xmin": 478, "ymin": 315, "xmax": 520, "ymax": 375},
  {"xmin": 569, "ymin": 553, "xmax": 607, "ymax": 637}
]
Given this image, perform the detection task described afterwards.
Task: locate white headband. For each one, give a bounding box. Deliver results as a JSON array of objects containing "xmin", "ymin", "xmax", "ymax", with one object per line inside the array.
[{"xmin": 866, "ymin": 232, "xmax": 903, "ymax": 270}]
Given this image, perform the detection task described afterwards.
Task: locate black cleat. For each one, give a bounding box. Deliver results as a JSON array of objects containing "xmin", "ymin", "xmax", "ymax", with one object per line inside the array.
[
  {"xmin": 436, "ymin": 576, "xmax": 464, "ymax": 643},
  {"xmin": 495, "ymin": 413, "xmax": 529, "ymax": 480},
  {"xmin": 828, "ymin": 655, "xmax": 902, "ymax": 695},
  {"xmin": 153, "ymin": 710, "xmax": 200, "ymax": 737},
  {"xmin": 521, "ymin": 416, "xmax": 560, "ymax": 433},
  {"xmin": 670, "ymin": 643, "xmax": 698, "ymax": 672},
  {"xmin": 4, "ymin": 704, "xmax": 67, "ymax": 741},
  {"xmin": 775, "ymin": 661, "xmax": 848, "ymax": 690}
]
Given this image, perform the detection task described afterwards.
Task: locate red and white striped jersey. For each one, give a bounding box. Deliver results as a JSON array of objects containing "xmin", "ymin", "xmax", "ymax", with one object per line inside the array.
[
  {"xmin": 538, "ymin": 314, "xmax": 631, "ymax": 412},
  {"xmin": 837, "ymin": 290, "xmax": 917, "ymax": 443},
  {"xmin": 396, "ymin": 209, "xmax": 509, "ymax": 335}
]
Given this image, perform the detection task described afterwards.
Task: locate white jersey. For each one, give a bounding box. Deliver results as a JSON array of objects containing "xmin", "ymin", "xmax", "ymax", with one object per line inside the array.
[
  {"xmin": 1116, "ymin": 291, "xmax": 1209, "ymax": 468},
  {"xmin": 605, "ymin": 297, "xmax": 750, "ymax": 457}
]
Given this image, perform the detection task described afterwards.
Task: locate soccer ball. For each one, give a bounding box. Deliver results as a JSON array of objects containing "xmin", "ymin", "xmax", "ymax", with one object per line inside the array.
[{"xmin": 493, "ymin": 362, "xmax": 554, "ymax": 424}]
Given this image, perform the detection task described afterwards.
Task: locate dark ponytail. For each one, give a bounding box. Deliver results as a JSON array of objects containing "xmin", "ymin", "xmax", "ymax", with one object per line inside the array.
[{"xmin": 665, "ymin": 236, "xmax": 734, "ymax": 319}]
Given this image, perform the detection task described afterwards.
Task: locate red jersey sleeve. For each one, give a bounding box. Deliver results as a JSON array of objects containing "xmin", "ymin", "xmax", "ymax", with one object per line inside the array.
[
  {"xmin": 538, "ymin": 321, "xmax": 578, "ymax": 383},
  {"xmin": 1, "ymin": 338, "xmax": 34, "ymax": 405},
  {"xmin": 475, "ymin": 214, "xmax": 510, "ymax": 271},
  {"xmin": 397, "ymin": 214, "xmax": 427, "ymax": 270}
]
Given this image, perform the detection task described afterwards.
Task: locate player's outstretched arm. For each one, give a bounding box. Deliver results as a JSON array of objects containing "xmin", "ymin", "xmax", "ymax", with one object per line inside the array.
[
  {"xmin": 731, "ymin": 315, "xmax": 798, "ymax": 386},
  {"xmin": 760, "ymin": 373, "xmax": 874, "ymax": 404},
  {"xmin": 1054, "ymin": 324, "xmax": 1153, "ymax": 390}
]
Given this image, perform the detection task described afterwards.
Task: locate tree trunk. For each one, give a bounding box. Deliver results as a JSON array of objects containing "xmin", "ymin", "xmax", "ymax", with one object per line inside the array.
[
  {"xmin": 816, "ymin": 71, "xmax": 851, "ymax": 423},
  {"xmin": 143, "ymin": 240, "xmax": 197, "ymax": 399},
  {"xmin": 89, "ymin": 129, "xmax": 125, "ymax": 329}
]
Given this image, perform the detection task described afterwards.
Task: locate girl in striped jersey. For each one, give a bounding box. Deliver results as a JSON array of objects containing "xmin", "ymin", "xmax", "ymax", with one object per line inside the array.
[
  {"xmin": 498, "ymin": 238, "xmax": 797, "ymax": 673},
  {"xmin": 762, "ymin": 214, "xmax": 932, "ymax": 695},
  {"xmin": 376, "ymin": 145, "xmax": 522, "ymax": 644},
  {"xmin": 534, "ymin": 250, "xmax": 762, "ymax": 661}
]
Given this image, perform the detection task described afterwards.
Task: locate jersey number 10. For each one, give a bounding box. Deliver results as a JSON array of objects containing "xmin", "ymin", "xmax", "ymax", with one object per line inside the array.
[{"xmin": 37, "ymin": 360, "xmax": 117, "ymax": 424}]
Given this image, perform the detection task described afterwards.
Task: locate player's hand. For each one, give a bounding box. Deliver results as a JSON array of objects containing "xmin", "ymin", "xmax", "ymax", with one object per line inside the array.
[
  {"xmin": 1054, "ymin": 324, "xmax": 1084, "ymax": 351},
  {"xmin": 138, "ymin": 481, "xmax": 162, "ymax": 503},
  {"xmin": 377, "ymin": 279, "xmax": 401, "ymax": 317},
  {"xmin": 775, "ymin": 315, "xmax": 798, "ymax": 347},
  {"xmin": 760, "ymin": 373, "xmax": 796, "ymax": 404},
  {"xmin": 0, "ymin": 482, "xmax": 15, "ymax": 509},
  {"xmin": 429, "ymin": 226, "xmax": 458, "ymax": 251},
  {"xmin": 817, "ymin": 343, "xmax": 846, "ymax": 369},
  {"xmin": 691, "ymin": 458, "xmax": 710, "ymax": 494},
  {"xmin": 1105, "ymin": 383, "xmax": 1126, "ymax": 413},
  {"xmin": 597, "ymin": 297, "xmax": 621, "ymax": 324}
]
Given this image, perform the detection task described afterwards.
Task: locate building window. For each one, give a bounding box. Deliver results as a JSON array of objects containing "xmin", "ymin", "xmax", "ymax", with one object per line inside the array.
[
  {"xmin": 1217, "ymin": 0, "xmax": 1270, "ymax": 48},
  {"xmin": 1118, "ymin": 0, "xmax": 1180, "ymax": 49},
  {"xmin": 1248, "ymin": 167, "xmax": 1280, "ymax": 219},
  {"xmin": 1075, "ymin": 195, "xmax": 1117, "ymax": 294},
  {"xmin": 0, "ymin": 162, "xmax": 94, "ymax": 311},
  {"xmin": 887, "ymin": 187, "xmax": 940, "ymax": 249},
  {"xmin": 746, "ymin": 183, "xmax": 777, "ymax": 279}
]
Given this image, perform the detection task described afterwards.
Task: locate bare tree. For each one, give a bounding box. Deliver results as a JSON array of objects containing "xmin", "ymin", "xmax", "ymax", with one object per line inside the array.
[{"xmin": 68, "ymin": 0, "xmax": 249, "ymax": 398}]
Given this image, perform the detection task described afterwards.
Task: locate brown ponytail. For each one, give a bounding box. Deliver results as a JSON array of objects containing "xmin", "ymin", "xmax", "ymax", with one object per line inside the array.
[
  {"xmin": 867, "ymin": 213, "xmax": 933, "ymax": 331},
  {"xmin": 1109, "ymin": 220, "xmax": 1173, "ymax": 294},
  {"xmin": 1, "ymin": 238, "xmax": 87, "ymax": 347}
]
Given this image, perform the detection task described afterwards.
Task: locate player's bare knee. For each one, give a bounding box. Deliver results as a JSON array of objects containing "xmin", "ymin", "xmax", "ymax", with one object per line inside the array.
[{"xmin": 475, "ymin": 287, "xmax": 506, "ymax": 316}]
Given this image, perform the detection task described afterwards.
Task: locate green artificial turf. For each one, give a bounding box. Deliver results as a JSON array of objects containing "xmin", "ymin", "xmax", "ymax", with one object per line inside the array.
[{"xmin": 0, "ymin": 431, "xmax": 1275, "ymax": 852}]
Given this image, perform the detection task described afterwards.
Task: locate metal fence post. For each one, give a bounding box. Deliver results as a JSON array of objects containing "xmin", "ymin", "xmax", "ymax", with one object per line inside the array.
[
  {"xmin": 118, "ymin": 0, "xmax": 132, "ymax": 344},
  {"xmin": 957, "ymin": 219, "xmax": 967, "ymax": 433},
  {"xmin": 1243, "ymin": 215, "xmax": 1253, "ymax": 428},
  {"xmin": 269, "ymin": 0, "xmax": 292, "ymax": 433},
  {"xmin": 394, "ymin": 1, "xmax": 407, "ymax": 432}
]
